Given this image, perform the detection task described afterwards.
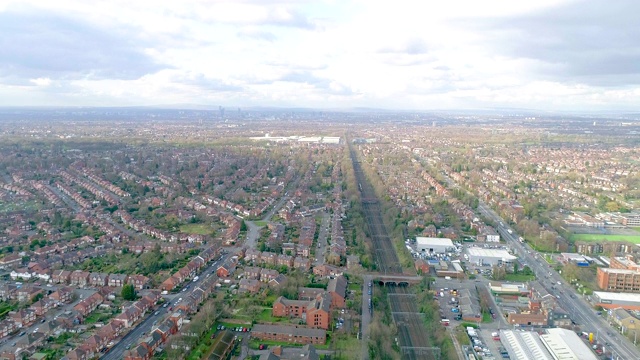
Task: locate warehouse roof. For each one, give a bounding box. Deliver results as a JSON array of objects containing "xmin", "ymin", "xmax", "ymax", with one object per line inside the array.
[
  {"xmin": 467, "ymin": 247, "xmax": 517, "ymax": 260},
  {"xmin": 416, "ymin": 237, "xmax": 454, "ymax": 247},
  {"xmin": 594, "ymin": 291, "xmax": 640, "ymax": 302},
  {"xmin": 500, "ymin": 330, "xmax": 553, "ymax": 360},
  {"xmin": 540, "ymin": 328, "xmax": 598, "ymax": 360}
]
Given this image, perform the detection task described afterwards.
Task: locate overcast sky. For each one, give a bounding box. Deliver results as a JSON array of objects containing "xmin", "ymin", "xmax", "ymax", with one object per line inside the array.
[{"xmin": 0, "ymin": 0, "xmax": 638, "ymax": 111}]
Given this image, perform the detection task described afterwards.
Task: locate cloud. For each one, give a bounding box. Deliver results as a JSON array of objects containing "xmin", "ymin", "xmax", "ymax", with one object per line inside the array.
[
  {"xmin": 173, "ymin": 72, "xmax": 244, "ymax": 92},
  {"xmin": 237, "ymin": 29, "xmax": 277, "ymax": 42},
  {"xmin": 474, "ymin": 0, "xmax": 640, "ymax": 86},
  {"xmin": 0, "ymin": 7, "xmax": 167, "ymax": 81}
]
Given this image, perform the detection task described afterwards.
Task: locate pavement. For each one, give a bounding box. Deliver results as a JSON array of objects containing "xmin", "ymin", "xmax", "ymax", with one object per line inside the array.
[{"xmin": 478, "ymin": 201, "xmax": 640, "ymax": 360}]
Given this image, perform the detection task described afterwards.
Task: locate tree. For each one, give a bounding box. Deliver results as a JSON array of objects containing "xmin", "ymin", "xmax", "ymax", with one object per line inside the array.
[{"xmin": 122, "ymin": 284, "xmax": 137, "ymax": 301}]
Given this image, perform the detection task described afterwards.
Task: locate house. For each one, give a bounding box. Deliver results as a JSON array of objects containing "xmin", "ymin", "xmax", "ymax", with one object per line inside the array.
[
  {"xmin": 260, "ymin": 269, "xmax": 279, "ymax": 283},
  {"xmin": 70, "ymin": 270, "xmax": 90, "ymax": 287},
  {"xmin": 216, "ymin": 263, "xmax": 235, "ymax": 278},
  {"xmin": 298, "ymin": 288, "xmax": 324, "ymax": 301},
  {"xmin": 49, "ymin": 287, "xmax": 74, "ymax": 303},
  {"xmin": 108, "ymin": 274, "xmax": 128, "ymax": 287},
  {"xmin": 239, "ymin": 279, "xmax": 261, "ymax": 294},
  {"xmin": 9, "ymin": 309, "xmax": 36, "ymax": 327},
  {"xmin": 51, "ymin": 270, "xmax": 72, "ymax": 284},
  {"xmin": 73, "ymin": 292, "xmax": 104, "ymax": 317},
  {"xmin": 127, "ymin": 275, "xmax": 150, "ymax": 290},
  {"xmin": 244, "ymin": 266, "xmax": 262, "ymax": 280},
  {"xmin": 293, "ymin": 257, "xmax": 311, "ymax": 271},
  {"xmin": 10, "ymin": 268, "xmax": 31, "ymax": 281},
  {"xmin": 327, "ymin": 276, "xmax": 347, "ymax": 308},
  {"xmin": 312, "ymin": 264, "xmax": 341, "ymax": 278},
  {"xmin": 63, "ymin": 348, "xmax": 87, "ymax": 360},
  {"xmin": 161, "ymin": 276, "xmax": 180, "ymax": 292},
  {"xmin": 124, "ymin": 344, "xmax": 152, "ymax": 360},
  {"xmin": 269, "ymin": 274, "xmax": 288, "ymax": 288},
  {"xmin": 89, "ymin": 273, "xmax": 109, "ymax": 287}
]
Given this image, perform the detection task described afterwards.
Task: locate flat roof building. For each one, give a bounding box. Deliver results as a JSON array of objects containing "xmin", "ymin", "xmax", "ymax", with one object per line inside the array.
[
  {"xmin": 500, "ymin": 330, "xmax": 553, "ymax": 360},
  {"xmin": 540, "ymin": 328, "xmax": 598, "ymax": 360},
  {"xmin": 467, "ymin": 247, "xmax": 517, "ymax": 266},
  {"xmin": 593, "ymin": 291, "xmax": 640, "ymax": 311},
  {"xmin": 415, "ymin": 237, "xmax": 454, "ymax": 254}
]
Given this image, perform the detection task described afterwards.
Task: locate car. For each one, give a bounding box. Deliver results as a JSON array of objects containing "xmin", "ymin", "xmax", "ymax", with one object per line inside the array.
[
  {"xmin": 163, "ymin": 303, "xmax": 168, "ymax": 308},
  {"xmin": 168, "ymin": 306, "xmax": 172, "ymax": 311},
  {"xmin": 243, "ymin": 327, "xmax": 248, "ymax": 332},
  {"xmin": 19, "ymin": 332, "xmax": 25, "ymax": 336},
  {"xmin": 217, "ymin": 325, "xmax": 222, "ymax": 330},
  {"xmin": 41, "ymin": 318, "xmax": 46, "ymax": 323},
  {"xmin": 259, "ymin": 344, "xmax": 267, "ymax": 350},
  {"xmin": 126, "ymin": 344, "xmax": 131, "ymax": 350},
  {"xmin": 154, "ymin": 311, "xmax": 159, "ymax": 315}
]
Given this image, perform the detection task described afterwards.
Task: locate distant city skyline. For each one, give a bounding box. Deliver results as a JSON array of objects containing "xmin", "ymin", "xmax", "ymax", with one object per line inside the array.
[{"xmin": 0, "ymin": 0, "xmax": 639, "ymax": 111}]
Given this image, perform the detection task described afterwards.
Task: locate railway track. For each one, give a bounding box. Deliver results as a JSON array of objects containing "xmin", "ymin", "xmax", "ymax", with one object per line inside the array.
[{"xmin": 350, "ymin": 146, "xmax": 437, "ymax": 360}]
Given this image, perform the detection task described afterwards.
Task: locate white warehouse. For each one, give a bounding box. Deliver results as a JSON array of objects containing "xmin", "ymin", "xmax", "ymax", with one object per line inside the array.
[
  {"xmin": 416, "ymin": 237, "xmax": 455, "ymax": 254},
  {"xmin": 467, "ymin": 247, "xmax": 517, "ymax": 266}
]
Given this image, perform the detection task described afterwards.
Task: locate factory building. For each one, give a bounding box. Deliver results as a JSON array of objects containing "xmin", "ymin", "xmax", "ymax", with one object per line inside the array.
[
  {"xmin": 467, "ymin": 247, "xmax": 517, "ymax": 266},
  {"xmin": 415, "ymin": 237, "xmax": 454, "ymax": 254}
]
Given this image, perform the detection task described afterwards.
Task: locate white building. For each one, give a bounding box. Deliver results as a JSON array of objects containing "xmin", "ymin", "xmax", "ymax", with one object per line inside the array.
[
  {"xmin": 416, "ymin": 237, "xmax": 454, "ymax": 254},
  {"xmin": 467, "ymin": 247, "xmax": 517, "ymax": 266},
  {"xmin": 540, "ymin": 328, "xmax": 598, "ymax": 360}
]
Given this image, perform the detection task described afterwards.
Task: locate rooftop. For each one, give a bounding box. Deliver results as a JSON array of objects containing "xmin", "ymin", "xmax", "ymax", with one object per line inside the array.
[
  {"xmin": 540, "ymin": 328, "xmax": 598, "ymax": 360},
  {"xmin": 468, "ymin": 247, "xmax": 517, "ymax": 260},
  {"xmin": 415, "ymin": 237, "xmax": 454, "ymax": 247},
  {"xmin": 500, "ymin": 330, "xmax": 553, "ymax": 360},
  {"xmin": 594, "ymin": 291, "xmax": 640, "ymax": 303}
]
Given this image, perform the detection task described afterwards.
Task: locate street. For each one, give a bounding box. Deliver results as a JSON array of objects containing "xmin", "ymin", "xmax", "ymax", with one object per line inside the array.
[{"xmin": 101, "ymin": 253, "xmax": 230, "ymax": 360}]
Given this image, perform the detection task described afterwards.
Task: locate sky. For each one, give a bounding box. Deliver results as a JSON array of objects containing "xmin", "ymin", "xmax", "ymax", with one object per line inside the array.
[{"xmin": 0, "ymin": 0, "xmax": 639, "ymax": 111}]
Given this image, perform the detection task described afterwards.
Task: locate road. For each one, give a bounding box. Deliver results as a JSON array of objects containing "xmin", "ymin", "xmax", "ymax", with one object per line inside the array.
[
  {"xmin": 313, "ymin": 211, "xmax": 330, "ymax": 266},
  {"xmin": 478, "ymin": 202, "xmax": 640, "ymax": 360},
  {"xmin": 101, "ymin": 253, "xmax": 230, "ymax": 360},
  {"xmin": 244, "ymin": 191, "xmax": 292, "ymax": 249}
]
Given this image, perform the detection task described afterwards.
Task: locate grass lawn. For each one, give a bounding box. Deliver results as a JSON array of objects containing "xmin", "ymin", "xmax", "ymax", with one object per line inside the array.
[
  {"xmin": 481, "ymin": 311, "xmax": 492, "ymax": 323},
  {"xmin": 504, "ymin": 273, "xmax": 535, "ymax": 282},
  {"xmin": 332, "ymin": 333, "xmax": 362, "ymax": 358},
  {"xmin": 571, "ymin": 233, "xmax": 640, "ymax": 244},
  {"xmin": 179, "ymin": 223, "xmax": 213, "ymax": 235},
  {"xmin": 254, "ymin": 220, "xmax": 268, "ymax": 227}
]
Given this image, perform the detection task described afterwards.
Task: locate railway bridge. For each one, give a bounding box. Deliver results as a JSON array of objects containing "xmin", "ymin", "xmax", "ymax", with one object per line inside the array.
[{"xmin": 367, "ymin": 273, "xmax": 423, "ymax": 287}]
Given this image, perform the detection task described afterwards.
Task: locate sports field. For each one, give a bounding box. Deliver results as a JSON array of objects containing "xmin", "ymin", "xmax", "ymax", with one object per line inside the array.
[{"xmin": 571, "ymin": 233, "xmax": 640, "ymax": 244}]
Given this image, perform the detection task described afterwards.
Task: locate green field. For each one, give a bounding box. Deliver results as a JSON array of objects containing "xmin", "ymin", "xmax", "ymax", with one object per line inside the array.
[
  {"xmin": 571, "ymin": 233, "xmax": 640, "ymax": 244},
  {"xmin": 180, "ymin": 223, "xmax": 212, "ymax": 235}
]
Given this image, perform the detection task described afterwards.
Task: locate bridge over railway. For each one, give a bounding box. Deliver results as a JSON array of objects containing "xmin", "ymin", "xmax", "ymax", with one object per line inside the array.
[{"xmin": 365, "ymin": 273, "xmax": 423, "ymax": 286}]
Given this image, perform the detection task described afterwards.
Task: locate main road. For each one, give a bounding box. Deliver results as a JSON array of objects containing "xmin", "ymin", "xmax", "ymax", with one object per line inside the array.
[{"xmin": 478, "ymin": 202, "xmax": 640, "ymax": 360}]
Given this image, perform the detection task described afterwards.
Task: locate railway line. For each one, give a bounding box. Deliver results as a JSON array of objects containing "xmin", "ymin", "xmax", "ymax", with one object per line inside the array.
[{"xmin": 350, "ymin": 146, "xmax": 437, "ymax": 360}]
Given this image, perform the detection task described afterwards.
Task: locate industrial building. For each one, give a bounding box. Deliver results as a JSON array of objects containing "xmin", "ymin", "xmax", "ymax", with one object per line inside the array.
[
  {"xmin": 500, "ymin": 329, "xmax": 598, "ymax": 360},
  {"xmin": 592, "ymin": 291, "xmax": 640, "ymax": 311},
  {"xmin": 467, "ymin": 247, "xmax": 517, "ymax": 266},
  {"xmin": 539, "ymin": 328, "xmax": 598, "ymax": 360},
  {"xmin": 415, "ymin": 237, "xmax": 454, "ymax": 254}
]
